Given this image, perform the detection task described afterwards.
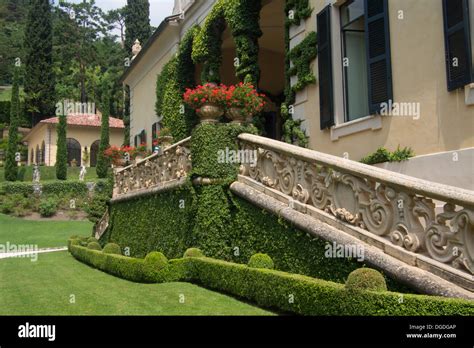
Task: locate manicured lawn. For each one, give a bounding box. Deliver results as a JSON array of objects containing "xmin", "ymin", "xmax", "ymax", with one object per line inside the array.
[
  {"xmin": 0, "ymin": 251, "xmax": 273, "ymax": 315},
  {"xmin": 0, "ymin": 214, "xmax": 92, "ymax": 248}
]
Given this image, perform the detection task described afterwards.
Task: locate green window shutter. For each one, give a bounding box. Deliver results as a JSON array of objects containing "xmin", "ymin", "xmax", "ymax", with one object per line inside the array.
[
  {"xmin": 365, "ymin": 0, "xmax": 393, "ymax": 114},
  {"xmin": 317, "ymin": 5, "xmax": 335, "ymax": 130},
  {"xmin": 442, "ymin": 0, "xmax": 473, "ymax": 91}
]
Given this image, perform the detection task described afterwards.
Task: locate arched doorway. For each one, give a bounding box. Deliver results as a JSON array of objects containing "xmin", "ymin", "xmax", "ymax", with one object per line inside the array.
[
  {"xmin": 66, "ymin": 138, "xmax": 81, "ymax": 166},
  {"xmin": 90, "ymin": 140, "xmax": 100, "ymax": 167}
]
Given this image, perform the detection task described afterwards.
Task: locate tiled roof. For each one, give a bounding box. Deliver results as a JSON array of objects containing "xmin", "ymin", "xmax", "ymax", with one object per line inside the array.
[{"xmin": 40, "ymin": 113, "xmax": 124, "ymax": 129}]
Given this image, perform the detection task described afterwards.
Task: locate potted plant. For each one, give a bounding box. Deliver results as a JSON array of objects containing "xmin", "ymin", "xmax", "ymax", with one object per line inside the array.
[
  {"xmin": 183, "ymin": 83, "xmax": 226, "ymax": 123},
  {"xmin": 154, "ymin": 127, "xmax": 174, "ymax": 149},
  {"xmin": 104, "ymin": 145, "xmax": 127, "ymax": 166},
  {"xmin": 224, "ymin": 82, "xmax": 266, "ymax": 123},
  {"xmin": 135, "ymin": 143, "xmax": 150, "ymax": 162}
]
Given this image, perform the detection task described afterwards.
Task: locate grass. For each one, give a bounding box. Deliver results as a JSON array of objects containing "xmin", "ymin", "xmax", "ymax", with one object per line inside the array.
[
  {"xmin": 0, "ymin": 251, "xmax": 273, "ymax": 315},
  {"xmin": 0, "ymin": 213, "xmax": 272, "ymax": 315},
  {"xmin": 0, "ymin": 214, "xmax": 92, "ymax": 248},
  {"xmin": 0, "ymin": 166, "xmax": 99, "ymax": 183}
]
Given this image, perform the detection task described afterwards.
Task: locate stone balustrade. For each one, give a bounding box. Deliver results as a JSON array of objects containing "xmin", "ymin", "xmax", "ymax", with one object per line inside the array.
[
  {"xmin": 238, "ymin": 133, "xmax": 474, "ymax": 289},
  {"xmin": 113, "ymin": 137, "xmax": 192, "ymax": 198}
]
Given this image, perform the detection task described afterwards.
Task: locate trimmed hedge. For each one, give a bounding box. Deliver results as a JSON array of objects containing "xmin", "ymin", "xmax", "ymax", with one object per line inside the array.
[
  {"xmin": 0, "ymin": 179, "xmax": 109, "ymax": 196},
  {"xmin": 346, "ymin": 268, "xmax": 387, "ymax": 292},
  {"xmin": 87, "ymin": 242, "xmax": 102, "ymax": 251},
  {"xmin": 103, "ymin": 243, "xmax": 121, "ymax": 255},
  {"xmin": 69, "ymin": 243, "xmax": 474, "ymax": 316},
  {"xmin": 183, "ymin": 248, "xmax": 204, "ymax": 258},
  {"xmin": 248, "ymin": 253, "xmax": 274, "ymax": 269}
]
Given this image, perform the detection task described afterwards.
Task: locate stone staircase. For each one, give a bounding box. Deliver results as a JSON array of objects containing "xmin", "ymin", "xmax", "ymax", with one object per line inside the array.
[{"xmin": 109, "ymin": 133, "xmax": 474, "ymax": 299}]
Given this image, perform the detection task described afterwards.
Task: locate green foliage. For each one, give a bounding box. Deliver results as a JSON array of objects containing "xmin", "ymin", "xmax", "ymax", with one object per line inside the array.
[
  {"xmin": 124, "ymin": 0, "xmax": 151, "ymax": 55},
  {"xmin": 0, "ymin": 101, "xmax": 11, "ymax": 124},
  {"xmin": 281, "ymin": 1, "xmax": 313, "ymax": 147},
  {"xmin": 0, "ymin": 166, "xmax": 99, "ymax": 183},
  {"xmin": 248, "ymin": 253, "xmax": 274, "ymax": 269},
  {"xmin": 345, "ymin": 268, "xmax": 388, "ymax": 292},
  {"xmin": 0, "ymin": 193, "xmax": 33, "ymax": 217},
  {"xmin": 69, "ymin": 245, "xmax": 474, "ymax": 316},
  {"xmin": 55, "ymin": 112, "xmax": 67, "ymax": 180},
  {"xmin": 87, "ymin": 241, "xmax": 102, "ymax": 250},
  {"xmin": 84, "ymin": 193, "xmax": 110, "ymax": 224},
  {"xmin": 285, "ymin": 0, "xmax": 312, "ymax": 27},
  {"xmin": 0, "ymin": 180, "xmax": 91, "ymax": 196},
  {"xmin": 105, "ymin": 182, "xmax": 196, "ymax": 258},
  {"xmin": 24, "ymin": 0, "xmax": 55, "ymax": 125},
  {"xmin": 187, "ymin": 257, "xmax": 473, "ymax": 316},
  {"xmin": 96, "ymin": 93, "xmax": 111, "ymax": 178},
  {"xmin": 190, "ymin": 123, "xmax": 252, "ymax": 180},
  {"xmin": 288, "ymin": 31, "xmax": 317, "ymax": 93},
  {"xmin": 103, "ymin": 243, "xmax": 121, "ymax": 255},
  {"xmin": 38, "ymin": 197, "xmax": 58, "ymax": 217},
  {"xmin": 4, "ymin": 67, "xmax": 20, "ymax": 181},
  {"xmin": 360, "ymin": 146, "xmax": 414, "ymax": 165},
  {"xmin": 192, "ymin": 0, "xmax": 262, "ymax": 84},
  {"xmin": 155, "ymin": 28, "xmax": 198, "ymax": 141},
  {"xmin": 142, "ymin": 251, "xmax": 169, "ymax": 282},
  {"xmin": 183, "ymin": 248, "xmax": 204, "ymax": 258}
]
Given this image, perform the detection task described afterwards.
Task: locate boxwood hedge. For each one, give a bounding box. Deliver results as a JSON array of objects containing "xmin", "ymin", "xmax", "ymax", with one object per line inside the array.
[{"xmin": 69, "ymin": 242, "xmax": 474, "ymax": 316}]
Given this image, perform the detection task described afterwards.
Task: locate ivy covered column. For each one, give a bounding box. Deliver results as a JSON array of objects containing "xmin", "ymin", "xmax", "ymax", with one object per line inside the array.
[{"xmin": 190, "ymin": 123, "xmax": 256, "ymax": 260}]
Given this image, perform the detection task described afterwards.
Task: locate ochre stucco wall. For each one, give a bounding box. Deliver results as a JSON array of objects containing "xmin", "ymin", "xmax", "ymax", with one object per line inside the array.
[
  {"xmin": 27, "ymin": 124, "xmax": 124, "ymax": 167},
  {"xmin": 303, "ymin": 0, "xmax": 474, "ymax": 160}
]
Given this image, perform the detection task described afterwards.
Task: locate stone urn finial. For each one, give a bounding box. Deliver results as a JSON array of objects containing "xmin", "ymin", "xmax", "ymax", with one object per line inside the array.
[{"xmin": 132, "ymin": 39, "xmax": 142, "ymax": 59}]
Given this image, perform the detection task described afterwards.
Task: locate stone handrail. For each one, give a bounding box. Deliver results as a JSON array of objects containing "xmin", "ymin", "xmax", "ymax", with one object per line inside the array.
[
  {"xmin": 238, "ymin": 133, "xmax": 474, "ymax": 280},
  {"xmin": 113, "ymin": 137, "xmax": 192, "ymax": 198},
  {"xmin": 94, "ymin": 210, "xmax": 109, "ymax": 240}
]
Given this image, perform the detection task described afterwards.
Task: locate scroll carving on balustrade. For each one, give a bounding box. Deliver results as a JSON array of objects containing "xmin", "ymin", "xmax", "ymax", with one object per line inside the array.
[
  {"xmin": 239, "ymin": 142, "xmax": 474, "ymax": 276},
  {"xmin": 113, "ymin": 139, "xmax": 192, "ymax": 197}
]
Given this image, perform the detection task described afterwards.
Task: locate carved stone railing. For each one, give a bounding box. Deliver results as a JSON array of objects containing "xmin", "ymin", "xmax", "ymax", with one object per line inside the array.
[
  {"xmin": 94, "ymin": 210, "xmax": 109, "ymax": 240},
  {"xmin": 238, "ymin": 133, "xmax": 474, "ymax": 288},
  {"xmin": 113, "ymin": 137, "xmax": 192, "ymax": 198}
]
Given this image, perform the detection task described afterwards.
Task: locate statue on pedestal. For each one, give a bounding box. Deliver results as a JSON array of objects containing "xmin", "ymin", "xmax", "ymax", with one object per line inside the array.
[
  {"xmin": 32, "ymin": 164, "xmax": 40, "ymax": 183},
  {"xmin": 79, "ymin": 166, "xmax": 87, "ymax": 182}
]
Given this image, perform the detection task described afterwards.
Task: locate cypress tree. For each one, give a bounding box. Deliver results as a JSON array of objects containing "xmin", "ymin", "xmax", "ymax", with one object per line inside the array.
[
  {"xmin": 125, "ymin": 0, "xmax": 151, "ymax": 55},
  {"xmin": 4, "ymin": 67, "xmax": 20, "ymax": 181},
  {"xmin": 55, "ymin": 108, "xmax": 67, "ymax": 180},
  {"xmin": 24, "ymin": 0, "xmax": 55, "ymax": 126},
  {"xmin": 96, "ymin": 92, "xmax": 111, "ymax": 178}
]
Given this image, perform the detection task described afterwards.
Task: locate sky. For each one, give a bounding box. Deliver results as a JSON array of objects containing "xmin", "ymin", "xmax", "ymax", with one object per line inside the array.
[{"xmin": 55, "ymin": 0, "xmax": 175, "ymax": 27}]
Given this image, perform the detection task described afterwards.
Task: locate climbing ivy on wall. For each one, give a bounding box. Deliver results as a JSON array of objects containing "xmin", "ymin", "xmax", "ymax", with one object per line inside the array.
[
  {"xmin": 191, "ymin": 0, "xmax": 262, "ymax": 85},
  {"xmin": 155, "ymin": 27, "xmax": 199, "ymax": 141},
  {"xmin": 281, "ymin": 0, "xmax": 315, "ymax": 147}
]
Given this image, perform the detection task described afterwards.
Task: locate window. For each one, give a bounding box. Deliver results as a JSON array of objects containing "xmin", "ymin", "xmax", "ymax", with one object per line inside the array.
[
  {"xmin": 151, "ymin": 122, "xmax": 161, "ymax": 140},
  {"xmin": 317, "ymin": 0, "xmax": 392, "ymax": 129},
  {"xmin": 341, "ymin": 0, "xmax": 369, "ymax": 121},
  {"xmin": 442, "ymin": 0, "xmax": 473, "ymax": 91}
]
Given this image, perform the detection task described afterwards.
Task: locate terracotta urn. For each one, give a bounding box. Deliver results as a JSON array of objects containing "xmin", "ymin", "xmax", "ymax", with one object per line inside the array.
[{"xmin": 198, "ymin": 103, "xmax": 224, "ymax": 123}]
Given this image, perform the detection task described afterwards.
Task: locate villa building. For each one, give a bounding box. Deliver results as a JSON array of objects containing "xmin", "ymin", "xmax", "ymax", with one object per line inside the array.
[
  {"xmin": 23, "ymin": 112, "xmax": 124, "ymax": 167},
  {"xmin": 122, "ymin": 0, "xmax": 474, "ymax": 189}
]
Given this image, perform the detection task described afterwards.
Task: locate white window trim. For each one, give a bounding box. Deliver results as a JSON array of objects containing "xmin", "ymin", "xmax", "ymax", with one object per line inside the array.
[
  {"xmin": 465, "ymin": 83, "xmax": 474, "ymax": 105},
  {"xmin": 328, "ymin": 0, "xmax": 382, "ymax": 141}
]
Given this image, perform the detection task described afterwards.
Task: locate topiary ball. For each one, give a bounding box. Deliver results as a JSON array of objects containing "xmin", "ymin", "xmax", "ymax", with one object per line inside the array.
[
  {"xmin": 103, "ymin": 243, "xmax": 121, "ymax": 255},
  {"xmin": 345, "ymin": 268, "xmax": 387, "ymax": 292},
  {"xmin": 86, "ymin": 236, "xmax": 98, "ymax": 244},
  {"xmin": 87, "ymin": 241, "xmax": 102, "ymax": 251},
  {"xmin": 248, "ymin": 253, "xmax": 274, "ymax": 269},
  {"xmin": 143, "ymin": 252, "xmax": 169, "ymax": 282},
  {"xmin": 183, "ymin": 248, "xmax": 204, "ymax": 258}
]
